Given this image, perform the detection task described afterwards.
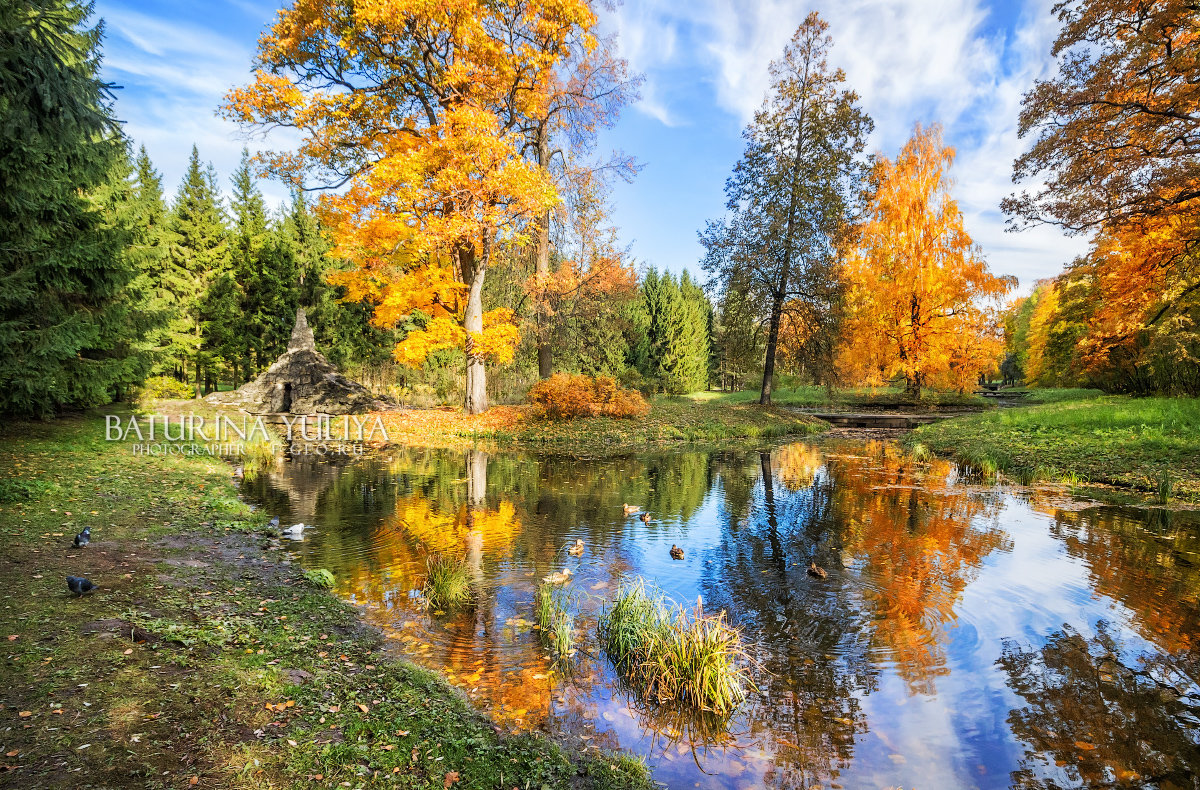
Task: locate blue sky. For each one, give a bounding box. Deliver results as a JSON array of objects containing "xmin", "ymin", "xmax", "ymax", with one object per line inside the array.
[{"xmin": 94, "ymin": 0, "xmax": 1086, "ymax": 292}]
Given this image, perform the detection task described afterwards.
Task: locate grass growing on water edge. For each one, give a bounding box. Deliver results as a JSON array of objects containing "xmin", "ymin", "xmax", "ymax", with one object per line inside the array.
[
  {"xmin": 907, "ymin": 395, "xmax": 1200, "ymax": 501},
  {"xmin": 423, "ymin": 555, "xmax": 472, "ymax": 609},
  {"xmin": 534, "ymin": 584, "xmax": 575, "ymax": 656},
  {"xmin": 598, "ymin": 580, "xmax": 749, "ymax": 714}
]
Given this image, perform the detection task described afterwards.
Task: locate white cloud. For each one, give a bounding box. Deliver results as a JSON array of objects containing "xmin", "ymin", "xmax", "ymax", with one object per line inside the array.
[
  {"xmin": 606, "ymin": 0, "xmax": 1089, "ymax": 289},
  {"xmin": 98, "ymin": 2, "xmax": 296, "ymax": 209}
]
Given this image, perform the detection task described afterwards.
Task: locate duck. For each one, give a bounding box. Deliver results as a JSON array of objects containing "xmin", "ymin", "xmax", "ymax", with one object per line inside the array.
[
  {"xmin": 567, "ymin": 539, "xmax": 584, "ymax": 556},
  {"xmin": 282, "ymin": 523, "xmax": 307, "ymax": 539},
  {"xmin": 807, "ymin": 561, "xmax": 827, "ymax": 579},
  {"xmin": 67, "ymin": 576, "xmax": 96, "ymax": 596},
  {"xmin": 669, "ymin": 544, "xmax": 684, "ymax": 560},
  {"xmin": 542, "ymin": 568, "xmax": 573, "ymax": 585},
  {"xmin": 639, "ymin": 512, "xmax": 651, "ymax": 523},
  {"xmin": 622, "ymin": 504, "xmax": 640, "ymax": 515},
  {"xmin": 73, "ymin": 527, "xmax": 91, "ymax": 548}
]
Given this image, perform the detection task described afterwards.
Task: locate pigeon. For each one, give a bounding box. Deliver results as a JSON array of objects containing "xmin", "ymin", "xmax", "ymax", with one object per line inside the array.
[
  {"xmin": 268, "ymin": 516, "xmax": 280, "ymax": 529},
  {"xmin": 282, "ymin": 523, "xmax": 306, "ymax": 538},
  {"xmin": 73, "ymin": 527, "xmax": 91, "ymax": 547},
  {"xmin": 232, "ymin": 465, "xmax": 245, "ymax": 480},
  {"xmin": 67, "ymin": 576, "xmax": 96, "ymax": 596}
]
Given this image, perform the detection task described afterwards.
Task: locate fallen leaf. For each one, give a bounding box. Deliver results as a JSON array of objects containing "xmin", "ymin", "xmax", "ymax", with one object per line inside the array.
[
  {"xmin": 5, "ymin": 751, "xmax": 17, "ymax": 757},
  {"xmin": 357, "ymin": 703, "xmax": 369, "ymax": 714},
  {"xmin": 397, "ymin": 730, "xmax": 410, "ymax": 737},
  {"xmin": 189, "ymin": 777, "xmax": 199, "ymax": 786},
  {"xmin": 123, "ymin": 649, "xmax": 133, "ymax": 655},
  {"xmin": 17, "ymin": 711, "xmax": 30, "ymax": 718},
  {"xmin": 444, "ymin": 771, "xmax": 460, "ymax": 787},
  {"xmin": 1075, "ymin": 741, "xmax": 1097, "ymax": 751}
]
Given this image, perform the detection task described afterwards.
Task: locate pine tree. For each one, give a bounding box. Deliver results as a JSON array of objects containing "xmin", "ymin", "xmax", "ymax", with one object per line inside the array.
[
  {"xmin": 168, "ymin": 146, "xmax": 229, "ymax": 394},
  {"xmin": 637, "ymin": 269, "xmax": 711, "ymax": 394},
  {"xmin": 0, "ymin": 0, "xmax": 138, "ymax": 415}
]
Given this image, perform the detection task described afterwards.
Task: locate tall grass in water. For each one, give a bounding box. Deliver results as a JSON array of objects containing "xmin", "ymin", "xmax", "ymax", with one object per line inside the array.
[
  {"xmin": 598, "ymin": 580, "xmax": 749, "ymax": 714},
  {"xmin": 534, "ymin": 584, "xmax": 574, "ymax": 655},
  {"xmin": 423, "ymin": 555, "xmax": 471, "ymax": 609}
]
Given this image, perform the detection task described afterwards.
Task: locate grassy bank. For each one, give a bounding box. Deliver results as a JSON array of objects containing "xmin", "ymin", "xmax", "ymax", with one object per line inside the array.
[
  {"xmin": 692, "ymin": 385, "xmax": 988, "ymax": 411},
  {"xmin": 0, "ymin": 415, "xmax": 651, "ymax": 789},
  {"xmin": 373, "ymin": 397, "xmax": 826, "ymax": 454},
  {"xmin": 908, "ymin": 395, "xmax": 1200, "ymax": 502}
]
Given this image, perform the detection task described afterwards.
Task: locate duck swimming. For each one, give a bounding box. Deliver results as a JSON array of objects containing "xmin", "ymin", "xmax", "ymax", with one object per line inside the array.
[
  {"xmin": 670, "ymin": 544, "xmax": 684, "ymax": 560},
  {"xmin": 622, "ymin": 503, "xmax": 640, "ymax": 515},
  {"xmin": 807, "ymin": 561, "xmax": 827, "ymax": 579},
  {"xmin": 639, "ymin": 512, "xmax": 651, "ymax": 523},
  {"xmin": 282, "ymin": 523, "xmax": 307, "ymax": 539},
  {"xmin": 543, "ymin": 568, "xmax": 573, "ymax": 585},
  {"xmin": 567, "ymin": 539, "xmax": 584, "ymax": 556}
]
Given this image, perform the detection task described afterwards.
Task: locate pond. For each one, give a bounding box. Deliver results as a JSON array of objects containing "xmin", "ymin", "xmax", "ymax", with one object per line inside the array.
[{"xmin": 243, "ymin": 440, "xmax": 1200, "ymax": 789}]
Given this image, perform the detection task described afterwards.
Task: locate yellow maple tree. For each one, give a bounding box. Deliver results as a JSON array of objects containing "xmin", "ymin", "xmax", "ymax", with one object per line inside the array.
[
  {"xmin": 224, "ymin": 0, "xmax": 598, "ymax": 412},
  {"xmin": 839, "ymin": 124, "xmax": 1014, "ymax": 395}
]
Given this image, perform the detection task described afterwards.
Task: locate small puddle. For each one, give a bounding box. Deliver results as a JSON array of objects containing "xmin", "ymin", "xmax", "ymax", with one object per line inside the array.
[{"xmin": 243, "ymin": 440, "xmax": 1200, "ymax": 789}]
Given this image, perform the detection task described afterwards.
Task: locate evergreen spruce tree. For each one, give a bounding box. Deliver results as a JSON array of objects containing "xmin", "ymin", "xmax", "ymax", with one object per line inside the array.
[
  {"xmin": 168, "ymin": 146, "xmax": 229, "ymax": 394},
  {"xmin": 637, "ymin": 269, "xmax": 711, "ymax": 394},
  {"xmin": 131, "ymin": 146, "xmax": 175, "ymax": 376},
  {"xmin": 0, "ymin": 0, "xmax": 139, "ymax": 415}
]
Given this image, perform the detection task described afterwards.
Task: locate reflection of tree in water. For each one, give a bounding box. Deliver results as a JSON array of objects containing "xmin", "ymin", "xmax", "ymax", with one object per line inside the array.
[
  {"xmin": 831, "ymin": 444, "xmax": 1009, "ymax": 695},
  {"xmin": 701, "ymin": 445, "xmax": 876, "ymax": 789},
  {"xmin": 1000, "ymin": 622, "xmax": 1200, "ymax": 789},
  {"xmin": 1047, "ymin": 506, "xmax": 1200, "ymax": 682}
]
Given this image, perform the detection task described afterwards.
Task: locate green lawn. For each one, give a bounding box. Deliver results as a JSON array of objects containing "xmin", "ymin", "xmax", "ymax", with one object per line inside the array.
[
  {"xmin": 0, "ymin": 415, "xmax": 651, "ymax": 789},
  {"xmin": 907, "ymin": 395, "xmax": 1200, "ymax": 502},
  {"xmin": 692, "ymin": 385, "xmax": 988, "ymax": 410},
  {"xmin": 510, "ymin": 396, "xmax": 827, "ymax": 452}
]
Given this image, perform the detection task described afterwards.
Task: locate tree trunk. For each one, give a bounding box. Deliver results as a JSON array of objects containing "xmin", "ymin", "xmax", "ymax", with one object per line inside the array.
[
  {"xmin": 462, "ymin": 249, "xmax": 488, "ymax": 415},
  {"xmin": 534, "ymin": 125, "xmax": 553, "ymax": 379},
  {"xmin": 760, "ymin": 292, "xmax": 783, "ymax": 405}
]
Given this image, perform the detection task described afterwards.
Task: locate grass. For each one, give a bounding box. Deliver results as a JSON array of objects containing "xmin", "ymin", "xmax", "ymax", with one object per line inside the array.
[
  {"xmin": 907, "ymin": 395, "xmax": 1200, "ymax": 502},
  {"xmin": 692, "ymin": 384, "xmax": 988, "ymax": 411},
  {"xmin": 1002, "ymin": 387, "xmax": 1107, "ymax": 404},
  {"xmin": 533, "ymin": 585, "xmax": 574, "ymax": 656},
  {"xmin": 597, "ymin": 580, "xmax": 749, "ymax": 714},
  {"xmin": 0, "ymin": 412, "xmax": 652, "ymax": 789},
  {"xmin": 422, "ymin": 555, "xmax": 472, "ymax": 609},
  {"xmin": 372, "ymin": 396, "xmax": 826, "ymax": 455}
]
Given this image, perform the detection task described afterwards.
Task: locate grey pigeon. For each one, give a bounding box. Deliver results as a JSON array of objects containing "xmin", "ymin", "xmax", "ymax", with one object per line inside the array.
[
  {"xmin": 73, "ymin": 527, "xmax": 90, "ymax": 547},
  {"xmin": 268, "ymin": 516, "xmax": 280, "ymax": 529},
  {"xmin": 66, "ymin": 576, "xmax": 96, "ymax": 595}
]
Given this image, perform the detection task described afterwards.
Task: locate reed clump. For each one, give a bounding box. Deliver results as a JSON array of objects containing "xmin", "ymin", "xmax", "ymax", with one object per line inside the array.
[
  {"xmin": 597, "ymin": 580, "xmax": 749, "ymax": 714},
  {"xmin": 423, "ymin": 555, "xmax": 472, "ymax": 609},
  {"xmin": 534, "ymin": 584, "xmax": 574, "ymax": 655}
]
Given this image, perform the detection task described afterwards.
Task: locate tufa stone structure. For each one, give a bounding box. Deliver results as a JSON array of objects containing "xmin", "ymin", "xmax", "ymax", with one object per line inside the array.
[{"xmin": 206, "ymin": 309, "xmax": 394, "ymax": 415}]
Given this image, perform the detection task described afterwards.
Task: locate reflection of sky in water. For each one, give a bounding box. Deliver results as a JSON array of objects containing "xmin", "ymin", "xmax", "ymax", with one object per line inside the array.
[{"xmin": 244, "ymin": 443, "xmax": 1200, "ymax": 790}]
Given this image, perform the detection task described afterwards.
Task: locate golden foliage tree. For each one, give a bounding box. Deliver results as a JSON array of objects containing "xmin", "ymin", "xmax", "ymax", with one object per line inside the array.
[
  {"xmin": 840, "ymin": 124, "xmax": 1014, "ymax": 395},
  {"xmin": 224, "ymin": 0, "xmax": 599, "ymax": 413}
]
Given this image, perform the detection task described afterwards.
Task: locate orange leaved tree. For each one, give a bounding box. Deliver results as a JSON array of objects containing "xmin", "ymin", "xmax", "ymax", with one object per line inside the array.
[
  {"xmin": 223, "ymin": 0, "xmax": 598, "ymax": 413},
  {"xmin": 840, "ymin": 124, "xmax": 1014, "ymax": 396}
]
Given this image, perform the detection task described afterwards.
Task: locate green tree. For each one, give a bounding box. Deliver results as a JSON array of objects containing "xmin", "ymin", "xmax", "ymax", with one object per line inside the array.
[
  {"xmin": 0, "ymin": 0, "xmax": 140, "ymax": 415},
  {"xmin": 130, "ymin": 146, "xmax": 175, "ymax": 377},
  {"xmin": 701, "ymin": 12, "xmax": 871, "ymax": 404},
  {"xmin": 168, "ymin": 146, "xmax": 229, "ymax": 394},
  {"xmin": 638, "ymin": 269, "xmax": 710, "ymax": 394}
]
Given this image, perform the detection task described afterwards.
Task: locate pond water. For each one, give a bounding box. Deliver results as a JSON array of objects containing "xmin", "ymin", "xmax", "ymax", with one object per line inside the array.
[{"xmin": 244, "ymin": 440, "xmax": 1200, "ymax": 789}]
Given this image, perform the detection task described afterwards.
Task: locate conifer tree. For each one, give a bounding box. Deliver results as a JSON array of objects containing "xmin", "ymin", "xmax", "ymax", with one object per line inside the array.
[
  {"xmin": 0, "ymin": 0, "xmax": 137, "ymax": 415},
  {"xmin": 638, "ymin": 269, "xmax": 711, "ymax": 394},
  {"xmin": 131, "ymin": 146, "xmax": 175, "ymax": 374},
  {"xmin": 168, "ymin": 146, "xmax": 229, "ymax": 394}
]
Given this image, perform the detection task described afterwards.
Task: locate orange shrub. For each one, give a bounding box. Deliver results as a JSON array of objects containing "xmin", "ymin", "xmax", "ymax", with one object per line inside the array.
[{"xmin": 527, "ymin": 374, "xmax": 650, "ymax": 420}]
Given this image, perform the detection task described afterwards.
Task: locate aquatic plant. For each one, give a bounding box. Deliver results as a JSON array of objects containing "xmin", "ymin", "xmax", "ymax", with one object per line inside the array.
[
  {"xmin": 598, "ymin": 579, "xmax": 749, "ymax": 714},
  {"xmin": 534, "ymin": 584, "xmax": 574, "ymax": 655},
  {"xmin": 423, "ymin": 555, "xmax": 472, "ymax": 609}
]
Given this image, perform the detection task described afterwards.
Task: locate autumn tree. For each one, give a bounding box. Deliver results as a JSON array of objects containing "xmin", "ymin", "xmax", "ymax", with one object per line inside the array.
[
  {"xmin": 1005, "ymin": 1, "xmax": 1200, "ymax": 256},
  {"xmin": 841, "ymin": 124, "xmax": 1014, "ymax": 396},
  {"xmin": 701, "ymin": 13, "xmax": 872, "ymax": 404},
  {"xmin": 522, "ymin": 30, "xmax": 640, "ymax": 378},
  {"xmin": 224, "ymin": 0, "xmax": 600, "ymax": 414}
]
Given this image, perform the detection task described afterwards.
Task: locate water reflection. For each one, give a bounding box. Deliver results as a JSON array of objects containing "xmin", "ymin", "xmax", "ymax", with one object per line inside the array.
[{"xmin": 243, "ymin": 441, "xmax": 1200, "ymax": 789}]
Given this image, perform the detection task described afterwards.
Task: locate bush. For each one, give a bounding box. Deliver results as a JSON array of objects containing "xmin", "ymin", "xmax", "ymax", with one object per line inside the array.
[
  {"xmin": 137, "ymin": 375, "xmax": 194, "ymax": 402},
  {"xmin": 303, "ymin": 568, "xmax": 336, "ymax": 589},
  {"xmin": 527, "ymin": 374, "xmax": 650, "ymax": 420}
]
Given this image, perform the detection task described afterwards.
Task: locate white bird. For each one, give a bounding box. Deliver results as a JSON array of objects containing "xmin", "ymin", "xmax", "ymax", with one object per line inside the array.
[{"xmin": 282, "ymin": 523, "xmax": 307, "ymax": 539}]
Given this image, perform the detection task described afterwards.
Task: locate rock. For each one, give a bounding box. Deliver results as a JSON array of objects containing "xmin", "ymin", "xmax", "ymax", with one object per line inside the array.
[{"xmin": 205, "ymin": 309, "xmax": 396, "ymax": 416}]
